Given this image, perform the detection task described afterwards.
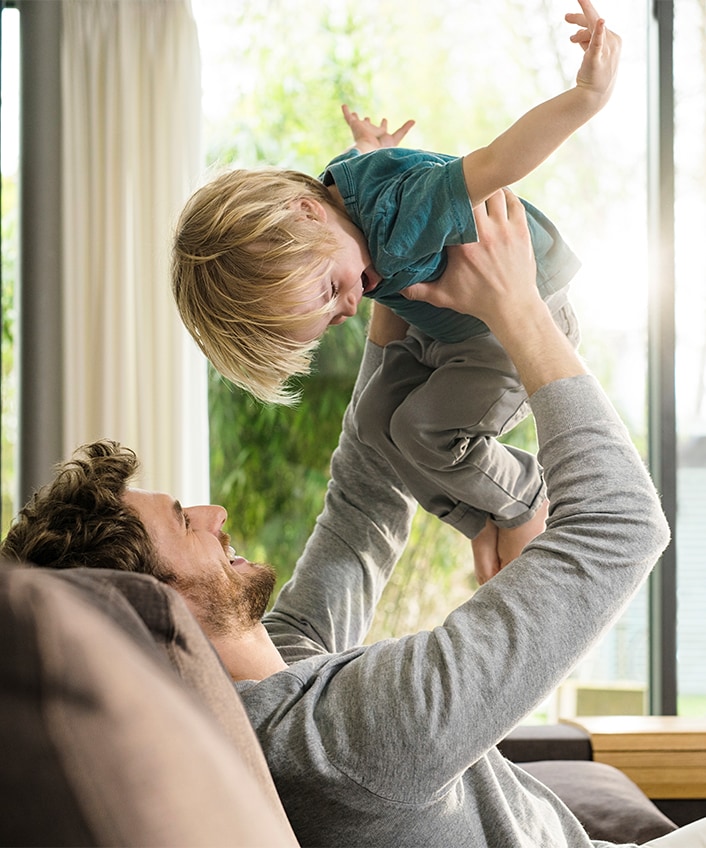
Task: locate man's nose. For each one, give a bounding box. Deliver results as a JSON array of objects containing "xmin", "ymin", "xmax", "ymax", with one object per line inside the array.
[{"xmin": 186, "ymin": 504, "xmax": 227, "ymax": 534}]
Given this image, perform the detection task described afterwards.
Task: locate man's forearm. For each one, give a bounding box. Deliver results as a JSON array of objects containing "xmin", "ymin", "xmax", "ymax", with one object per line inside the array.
[
  {"xmin": 487, "ymin": 298, "xmax": 588, "ymax": 397},
  {"xmin": 266, "ymin": 339, "xmax": 416, "ymax": 658}
]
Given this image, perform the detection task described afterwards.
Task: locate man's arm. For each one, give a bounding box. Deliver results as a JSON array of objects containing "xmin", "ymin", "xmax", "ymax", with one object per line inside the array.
[
  {"xmin": 462, "ymin": 0, "xmax": 621, "ymax": 206},
  {"xmin": 367, "ymin": 300, "xmax": 410, "ymax": 346},
  {"xmin": 264, "ymin": 306, "xmax": 416, "ymax": 660},
  {"xmin": 305, "ymin": 190, "xmax": 670, "ymax": 799}
]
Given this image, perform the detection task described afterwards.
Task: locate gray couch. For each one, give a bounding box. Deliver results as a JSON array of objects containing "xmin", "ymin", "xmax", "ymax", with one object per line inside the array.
[{"xmin": 0, "ymin": 564, "xmax": 679, "ymax": 847}]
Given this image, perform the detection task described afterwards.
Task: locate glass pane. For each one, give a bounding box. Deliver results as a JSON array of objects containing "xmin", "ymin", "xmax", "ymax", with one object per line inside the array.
[
  {"xmin": 674, "ymin": 0, "xmax": 706, "ymax": 718},
  {"xmin": 192, "ymin": 0, "xmax": 650, "ymax": 719},
  {"xmin": 1, "ymin": 7, "xmax": 20, "ymax": 536}
]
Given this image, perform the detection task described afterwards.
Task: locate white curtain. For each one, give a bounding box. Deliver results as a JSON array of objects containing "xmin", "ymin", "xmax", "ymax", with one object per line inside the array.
[{"xmin": 61, "ymin": 0, "xmax": 209, "ymax": 502}]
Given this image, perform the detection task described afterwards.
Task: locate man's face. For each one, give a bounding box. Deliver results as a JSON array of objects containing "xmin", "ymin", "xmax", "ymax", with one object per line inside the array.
[{"xmin": 123, "ymin": 488, "xmax": 276, "ymax": 637}]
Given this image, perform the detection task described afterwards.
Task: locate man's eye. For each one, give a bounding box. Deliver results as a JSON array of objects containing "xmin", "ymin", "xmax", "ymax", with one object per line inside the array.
[{"xmin": 184, "ymin": 513, "xmax": 191, "ymax": 530}]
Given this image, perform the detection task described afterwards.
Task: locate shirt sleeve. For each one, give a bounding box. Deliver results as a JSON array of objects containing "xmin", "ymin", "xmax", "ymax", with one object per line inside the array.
[
  {"xmin": 324, "ymin": 148, "xmax": 477, "ymax": 281},
  {"xmin": 304, "ymin": 375, "xmax": 671, "ymax": 801},
  {"xmin": 263, "ymin": 340, "xmax": 417, "ymax": 661}
]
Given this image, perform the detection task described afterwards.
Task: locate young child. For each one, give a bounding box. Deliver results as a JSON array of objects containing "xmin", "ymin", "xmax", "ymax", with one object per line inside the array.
[{"xmin": 172, "ymin": 0, "xmax": 620, "ymax": 572}]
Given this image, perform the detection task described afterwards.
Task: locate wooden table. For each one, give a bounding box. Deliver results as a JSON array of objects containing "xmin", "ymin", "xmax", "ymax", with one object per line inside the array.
[{"xmin": 562, "ymin": 716, "xmax": 706, "ymax": 799}]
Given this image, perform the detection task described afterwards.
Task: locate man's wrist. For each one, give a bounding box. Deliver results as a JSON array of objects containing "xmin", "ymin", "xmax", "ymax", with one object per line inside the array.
[{"xmin": 491, "ymin": 300, "xmax": 587, "ymax": 396}]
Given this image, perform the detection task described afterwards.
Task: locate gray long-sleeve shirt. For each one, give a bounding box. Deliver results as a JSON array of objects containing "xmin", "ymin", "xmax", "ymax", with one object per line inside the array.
[{"xmin": 238, "ymin": 341, "xmax": 670, "ymax": 848}]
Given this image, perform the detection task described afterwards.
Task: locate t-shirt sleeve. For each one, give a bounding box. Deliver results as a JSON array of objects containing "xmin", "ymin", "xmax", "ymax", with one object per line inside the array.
[{"xmin": 324, "ymin": 149, "xmax": 478, "ymax": 280}]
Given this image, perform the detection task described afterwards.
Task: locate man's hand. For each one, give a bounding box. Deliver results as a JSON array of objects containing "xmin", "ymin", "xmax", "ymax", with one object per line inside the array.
[
  {"xmin": 342, "ymin": 105, "xmax": 415, "ymax": 154},
  {"xmin": 496, "ymin": 499, "xmax": 549, "ymax": 568},
  {"xmin": 403, "ymin": 189, "xmax": 541, "ymax": 331},
  {"xmin": 471, "ymin": 518, "xmax": 501, "ymax": 585},
  {"xmin": 567, "ymin": 0, "xmax": 621, "ymax": 111},
  {"xmin": 404, "ymin": 188, "xmax": 587, "ymax": 396}
]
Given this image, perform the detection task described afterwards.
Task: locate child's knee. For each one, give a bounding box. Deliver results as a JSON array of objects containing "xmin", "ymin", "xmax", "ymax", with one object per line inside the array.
[
  {"xmin": 389, "ymin": 403, "xmax": 440, "ymax": 461},
  {"xmin": 390, "ymin": 404, "xmax": 485, "ymax": 469}
]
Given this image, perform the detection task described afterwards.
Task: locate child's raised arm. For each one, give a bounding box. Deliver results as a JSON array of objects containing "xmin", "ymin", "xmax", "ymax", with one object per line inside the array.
[{"xmin": 462, "ymin": 0, "xmax": 621, "ymax": 207}]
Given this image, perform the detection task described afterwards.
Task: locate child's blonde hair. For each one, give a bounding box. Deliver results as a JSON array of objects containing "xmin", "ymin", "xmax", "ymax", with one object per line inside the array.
[{"xmin": 172, "ymin": 167, "xmax": 340, "ymax": 405}]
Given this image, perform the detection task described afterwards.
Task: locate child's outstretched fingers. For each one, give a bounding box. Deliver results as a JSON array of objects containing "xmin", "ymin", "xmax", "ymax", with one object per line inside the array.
[
  {"xmin": 577, "ymin": 0, "xmax": 601, "ymax": 22},
  {"xmin": 568, "ymin": 0, "xmax": 620, "ymax": 103},
  {"xmin": 341, "ymin": 104, "xmax": 415, "ymax": 151},
  {"xmin": 390, "ymin": 118, "xmax": 416, "ymax": 146},
  {"xmin": 587, "ymin": 17, "xmax": 606, "ymax": 52}
]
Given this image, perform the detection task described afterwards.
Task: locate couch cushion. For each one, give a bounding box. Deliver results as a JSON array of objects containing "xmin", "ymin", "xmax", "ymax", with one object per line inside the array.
[
  {"xmin": 49, "ymin": 566, "xmax": 286, "ymax": 809},
  {"xmin": 521, "ymin": 759, "xmax": 677, "ymax": 844},
  {"xmin": 0, "ymin": 564, "xmax": 299, "ymax": 847}
]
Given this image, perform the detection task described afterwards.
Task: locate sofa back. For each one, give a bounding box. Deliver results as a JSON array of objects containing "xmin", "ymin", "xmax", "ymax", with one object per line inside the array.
[{"xmin": 0, "ymin": 564, "xmax": 299, "ymax": 847}]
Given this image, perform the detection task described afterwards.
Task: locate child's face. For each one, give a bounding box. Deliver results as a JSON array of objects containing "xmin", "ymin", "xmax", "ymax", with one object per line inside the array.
[{"xmin": 291, "ymin": 209, "xmax": 381, "ymax": 343}]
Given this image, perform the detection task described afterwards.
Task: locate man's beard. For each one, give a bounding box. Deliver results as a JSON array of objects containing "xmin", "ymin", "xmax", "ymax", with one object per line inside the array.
[{"xmin": 173, "ymin": 562, "xmax": 277, "ymax": 638}]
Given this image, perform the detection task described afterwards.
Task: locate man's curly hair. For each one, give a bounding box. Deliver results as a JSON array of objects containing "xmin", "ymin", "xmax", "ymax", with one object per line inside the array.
[{"xmin": 0, "ymin": 440, "xmax": 168, "ymax": 577}]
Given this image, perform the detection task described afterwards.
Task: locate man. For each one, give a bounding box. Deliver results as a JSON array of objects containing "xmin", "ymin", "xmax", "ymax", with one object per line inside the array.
[{"xmin": 4, "ymin": 190, "xmax": 697, "ymax": 847}]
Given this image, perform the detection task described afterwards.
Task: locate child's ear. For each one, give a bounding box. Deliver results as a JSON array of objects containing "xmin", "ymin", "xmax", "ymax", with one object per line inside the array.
[{"xmin": 293, "ymin": 197, "xmax": 328, "ymax": 222}]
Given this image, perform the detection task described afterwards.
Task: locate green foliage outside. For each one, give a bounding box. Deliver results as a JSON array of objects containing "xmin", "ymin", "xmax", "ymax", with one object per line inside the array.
[
  {"xmin": 200, "ymin": 0, "xmax": 607, "ymax": 635},
  {"xmin": 0, "ymin": 0, "xmax": 649, "ymax": 641}
]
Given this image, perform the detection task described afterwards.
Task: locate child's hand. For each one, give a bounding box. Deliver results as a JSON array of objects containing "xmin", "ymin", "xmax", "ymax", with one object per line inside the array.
[
  {"xmin": 471, "ymin": 518, "xmax": 501, "ymax": 585},
  {"xmin": 342, "ymin": 105, "xmax": 415, "ymax": 154},
  {"xmin": 566, "ymin": 0, "xmax": 621, "ymax": 109},
  {"xmin": 496, "ymin": 499, "xmax": 549, "ymax": 568},
  {"xmin": 471, "ymin": 500, "xmax": 549, "ymax": 585}
]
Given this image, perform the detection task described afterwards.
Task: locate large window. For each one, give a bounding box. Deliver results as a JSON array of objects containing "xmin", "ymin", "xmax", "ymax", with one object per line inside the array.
[
  {"xmin": 674, "ymin": 0, "xmax": 706, "ymax": 717},
  {"xmin": 1, "ymin": 0, "xmax": 700, "ymax": 720},
  {"xmin": 191, "ymin": 0, "xmax": 663, "ymax": 720}
]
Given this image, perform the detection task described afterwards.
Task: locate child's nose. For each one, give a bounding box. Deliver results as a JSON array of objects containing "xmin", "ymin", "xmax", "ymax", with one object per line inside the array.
[{"xmin": 340, "ymin": 289, "xmax": 359, "ymax": 317}]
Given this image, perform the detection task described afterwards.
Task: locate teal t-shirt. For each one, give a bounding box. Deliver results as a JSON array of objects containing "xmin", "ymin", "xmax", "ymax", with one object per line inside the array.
[{"xmin": 321, "ymin": 148, "xmax": 581, "ymax": 343}]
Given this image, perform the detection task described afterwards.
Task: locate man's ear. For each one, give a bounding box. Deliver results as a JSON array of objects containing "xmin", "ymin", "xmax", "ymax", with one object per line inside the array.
[{"xmin": 292, "ymin": 196, "xmax": 328, "ymax": 222}]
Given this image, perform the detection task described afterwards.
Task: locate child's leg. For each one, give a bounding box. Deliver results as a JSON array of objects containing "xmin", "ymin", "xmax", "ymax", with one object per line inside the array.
[
  {"xmin": 355, "ymin": 335, "xmax": 431, "ymax": 458},
  {"xmin": 356, "ymin": 335, "xmax": 490, "ymax": 538},
  {"xmin": 388, "ymin": 328, "xmax": 544, "ymax": 539},
  {"xmin": 386, "ymin": 291, "xmax": 579, "ymax": 537},
  {"xmin": 357, "ymin": 331, "xmax": 543, "ymax": 539},
  {"xmin": 357, "ymin": 293, "xmax": 578, "ymax": 541}
]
